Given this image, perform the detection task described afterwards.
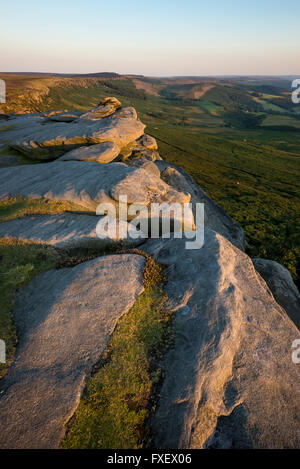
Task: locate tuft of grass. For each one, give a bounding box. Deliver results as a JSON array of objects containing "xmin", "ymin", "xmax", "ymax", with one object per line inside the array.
[
  {"xmin": 61, "ymin": 254, "xmax": 171, "ymax": 449},
  {"xmin": 0, "ymin": 238, "xmax": 60, "ymax": 378},
  {"xmin": 0, "ymin": 196, "xmax": 92, "ymax": 223}
]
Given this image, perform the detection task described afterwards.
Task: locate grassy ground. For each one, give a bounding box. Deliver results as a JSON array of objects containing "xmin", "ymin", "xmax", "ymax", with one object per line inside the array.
[{"xmin": 61, "ymin": 253, "xmax": 170, "ymax": 449}]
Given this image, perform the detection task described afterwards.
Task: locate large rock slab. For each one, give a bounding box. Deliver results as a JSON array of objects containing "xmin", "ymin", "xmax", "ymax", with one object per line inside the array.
[
  {"xmin": 58, "ymin": 141, "xmax": 120, "ymax": 163},
  {"xmin": 0, "ymin": 114, "xmax": 44, "ymax": 147},
  {"xmin": 157, "ymin": 161, "xmax": 245, "ymax": 251},
  {"xmin": 143, "ymin": 231, "xmax": 300, "ymax": 449},
  {"xmin": 0, "ymin": 254, "xmax": 145, "ymax": 448},
  {"xmin": 0, "ymin": 161, "xmax": 191, "ymax": 213},
  {"xmin": 253, "ymin": 258, "xmax": 300, "ymax": 329},
  {"xmin": 0, "ymin": 213, "xmax": 144, "ymax": 249},
  {"xmin": 0, "ymin": 155, "xmax": 20, "ymax": 168},
  {"xmin": 10, "ymin": 114, "xmax": 145, "ymax": 159}
]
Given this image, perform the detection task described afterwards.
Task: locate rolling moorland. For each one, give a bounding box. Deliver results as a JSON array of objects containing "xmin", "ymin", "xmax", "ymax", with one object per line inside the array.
[{"xmin": 1, "ymin": 72, "xmax": 299, "ymax": 289}]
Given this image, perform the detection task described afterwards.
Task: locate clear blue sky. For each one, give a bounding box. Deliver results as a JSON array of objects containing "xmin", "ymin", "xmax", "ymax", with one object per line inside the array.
[{"xmin": 0, "ymin": 0, "xmax": 299, "ymax": 75}]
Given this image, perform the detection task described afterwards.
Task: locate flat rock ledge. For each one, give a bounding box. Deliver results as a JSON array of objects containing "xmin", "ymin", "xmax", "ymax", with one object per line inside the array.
[
  {"xmin": 0, "ymin": 254, "xmax": 145, "ymax": 449},
  {"xmin": 58, "ymin": 141, "xmax": 121, "ymax": 163},
  {"xmin": 0, "ymin": 213, "xmax": 144, "ymax": 249},
  {"xmin": 0, "ymin": 160, "xmax": 190, "ymax": 211},
  {"xmin": 143, "ymin": 231, "xmax": 300, "ymax": 449}
]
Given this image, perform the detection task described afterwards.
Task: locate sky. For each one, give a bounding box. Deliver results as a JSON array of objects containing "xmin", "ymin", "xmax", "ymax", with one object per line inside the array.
[{"xmin": 0, "ymin": 0, "xmax": 300, "ymax": 76}]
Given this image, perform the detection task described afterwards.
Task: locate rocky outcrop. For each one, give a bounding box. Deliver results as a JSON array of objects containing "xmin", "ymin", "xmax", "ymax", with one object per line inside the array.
[
  {"xmin": 143, "ymin": 232, "xmax": 300, "ymax": 449},
  {"xmin": 0, "ymin": 97, "xmax": 299, "ymax": 450},
  {"xmin": 253, "ymin": 258, "xmax": 300, "ymax": 329},
  {"xmin": 11, "ymin": 116, "xmax": 145, "ymax": 159},
  {"xmin": 0, "ymin": 213, "xmax": 144, "ymax": 249},
  {"xmin": 0, "ymin": 99, "xmax": 146, "ymax": 160},
  {"xmin": 0, "ymin": 254, "xmax": 145, "ymax": 449}
]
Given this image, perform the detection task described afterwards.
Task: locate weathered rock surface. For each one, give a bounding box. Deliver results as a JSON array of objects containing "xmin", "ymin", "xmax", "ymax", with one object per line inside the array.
[
  {"xmin": 58, "ymin": 141, "xmax": 120, "ymax": 163},
  {"xmin": 0, "ymin": 254, "xmax": 145, "ymax": 449},
  {"xmin": 157, "ymin": 161, "xmax": 245, "ymax": 250},
  {"xmin": 126, "ymin": 158, "xmax": 161, "ymax": 177},
  {"xmin": 11, "ymin": 115, "xmax": 145, "ymax": 159},
  {"xmin": 131, "ymin": 148, "xmax": 162, "ymax": 162},
  {"xmin": 44, "ymin": 111, "xmax": 81, "ymax": 122},
  {"xmin": 137, "ymin": 134, "xmax": 158, "ymax": 151},
  {"xmin": 0, "ymin": 114, "xmax": 44, "ymax": 147},
  {"xmin": 0, "ymin": 155, "xmax": 20, "ymax": 168},
  {"xmin": 0, "ymin": 161, "xmax": 191, "ymax": 212},
  {"xmin": 113, "ymin": 106, "xmax": 137, "ymax": 120},
  {"xmin": 253, "ymin": 258, "xmax": 300, "ymax": 329},
  {"xmin": 143, "ymin": 231, "xmax": 300, "ymax": 449},
  {"xmin": 0, "ymin": 213, "xmax": 144, "ymax": 249}
]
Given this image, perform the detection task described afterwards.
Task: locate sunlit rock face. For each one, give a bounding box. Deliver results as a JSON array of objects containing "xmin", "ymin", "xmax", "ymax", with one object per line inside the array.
[{"xmin": 143, "ymin": 232, "xmax": 300, "ymax": 449}]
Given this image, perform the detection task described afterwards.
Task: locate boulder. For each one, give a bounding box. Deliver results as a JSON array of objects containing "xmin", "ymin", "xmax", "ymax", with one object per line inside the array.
[
  {"xmin": 143, "ymin": 231, "xmax": 300, "ymax": 449},
  {"xmin": 112, "ymin": 107, "xmax": 137, "ymax": 120},
  {"xmin": 131, "ymin": 148, "xmax": 162, "ymax": 162},
  {"xmin": 0, "ymin": 254, "xmax": 145, "ymax": 448},
  {"xmin": 126, "ymin": 158, "xmax": 161, "ymax": 177},
  {"xmin": 0, "ymin": 213, "xmax": 144, "ymax": 249},
  {"xmin": 253, "ymin": 258, "xmax": 300, "ymax": 329},
  {"xmin": 58, "ymin": 141, "xmax": 120, "ymax": 163},
  {"xmin": 157, "ymin": 161, "xmax": 245, "ymax": 251},
  {"xmin": 98, "ymin": 97, "xmax": 121, "ymax": 107},
  {"xmin": 79, "ymin": 97, "xmax": 121, "ymax": 120},
  {"xmin": 137, "ymin": 134, "xmax": 158, "ymax": 151}
]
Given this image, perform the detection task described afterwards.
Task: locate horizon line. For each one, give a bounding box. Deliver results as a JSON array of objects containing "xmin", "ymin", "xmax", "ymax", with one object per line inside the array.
[{"xmin": 0, "ymin": 71, "xmax": 299, "ymax": 79}]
